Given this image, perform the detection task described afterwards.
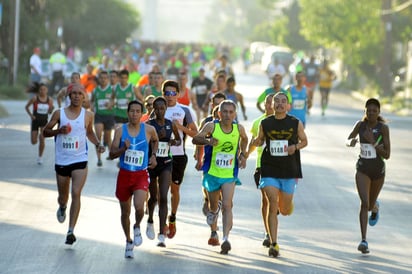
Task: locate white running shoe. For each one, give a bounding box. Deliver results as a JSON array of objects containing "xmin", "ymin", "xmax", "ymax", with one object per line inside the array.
[
  {"xmin": 206, "ymin": 200, "xmax": 222, "ymax": 225},
  {"xmin": 125, "ymin": 241, "xmax": 134, "ymax": 258},
  {"xmin": 157, "ymin": 234, "xmax": 166, "ymax": 247},
  {"xmin": 146, "ymin": 222, "xmax": 155, "ymax": 240},
  {"xmin": 134, "ymin": 227, "xmax": 143, "ymax": 246},
  {"xmin": 37, "ymin": 157, "xmax": 43, "ymax": 165}
]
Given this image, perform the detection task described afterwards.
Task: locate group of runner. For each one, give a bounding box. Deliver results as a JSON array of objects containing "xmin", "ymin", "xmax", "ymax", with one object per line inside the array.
[{"xmin": 25, "ymin": 46, "xmax": 390, "ymax": 259}]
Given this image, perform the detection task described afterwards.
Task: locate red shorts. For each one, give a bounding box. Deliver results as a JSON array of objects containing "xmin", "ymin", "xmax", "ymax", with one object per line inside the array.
[{"xmin": 116, "ymin": 169, "xmax": 150, "ymax": 201}]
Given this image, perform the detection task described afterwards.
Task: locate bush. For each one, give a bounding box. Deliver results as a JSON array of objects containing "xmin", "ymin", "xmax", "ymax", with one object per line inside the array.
[{"xmin": 0, "ymin": 84, "xmax": 28, "ymax": 99}]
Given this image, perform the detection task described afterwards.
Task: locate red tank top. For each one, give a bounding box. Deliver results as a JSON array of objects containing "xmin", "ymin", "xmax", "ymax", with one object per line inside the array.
[{"xmin": 177, "ymin": 87, "xmax": 190, "ymax": 106}]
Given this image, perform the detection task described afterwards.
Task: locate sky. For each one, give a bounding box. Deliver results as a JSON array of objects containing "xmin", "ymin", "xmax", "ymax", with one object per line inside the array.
[{"xmin": 124, "ymin": 0, "xmax": 214, "ymax": 42}]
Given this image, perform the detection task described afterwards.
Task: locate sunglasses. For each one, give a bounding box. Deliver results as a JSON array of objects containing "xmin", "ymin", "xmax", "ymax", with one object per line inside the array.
[{"xmin": 164, "ymin": 90, "xmax": 177, "ymax": 96}]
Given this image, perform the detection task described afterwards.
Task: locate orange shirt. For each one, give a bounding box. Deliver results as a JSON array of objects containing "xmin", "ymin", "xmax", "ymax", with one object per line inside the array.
[
  {"xmin": 177, "ymin": 87, "xmax": 190, "ymax": 106},
  {"xmin": 81, "ymin": 73, "xmax": 97, "ymax": 94}
]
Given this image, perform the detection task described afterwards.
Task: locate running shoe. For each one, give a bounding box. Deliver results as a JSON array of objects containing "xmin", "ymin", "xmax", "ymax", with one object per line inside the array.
[
  {"xmin": 157, "ymin": 234, "xmax": 166, "ymax": 247},
  {"xmin": 268, "ymin": 243, "xmax": 280, "ymax": 257},
  {"xmin": 65, "ymin": 233, "xmax": 76, "ymax": 245},
  {"xmin": 37, "ymin": 157, "xmax": 43, "ymax": 165},
  {"xmin": 357, "ymin": 240, "xmax": 370, "ymax": 254},
  {"xmin": 56, "ymin": 206, "xmax": 66, "ymax": 223},
  {"xmin": 220, "ymin": 240, "xmax": 231, "ymax": 255},
  {"xmin": 133, "ymin": 227, "xmax": 142, "ymax": 246},
  {"xmin": 125, "ymin": 240, "xmax": 134, "ymax": 258},
  {"xmin": 262, "ymin": 234, "xmax": 270, "ymax": 248},
  {"xmin": 202, "ymin": 199, "xmax": 209, "ymax": 216},
  {"xmin": 167, "ymin": 216, "xmax": 176, "ymax": 239},
  {"xmin": 208, "ymin": 231, "xmax": 220, "ymax": 246},
  {"xmin": 97, "ymin": 159, "xmax": 102, "ymax": 167},
  {"xmin": 369, "ymin": 201, "xmax": 379, "ymax": 226},
  {"xmin": 207, "ymin": 200, "xmax": 222, "ymax": 225},
  {"xmin": 146, "ymin": 222, "xmax": 155, "ymax": 240}
]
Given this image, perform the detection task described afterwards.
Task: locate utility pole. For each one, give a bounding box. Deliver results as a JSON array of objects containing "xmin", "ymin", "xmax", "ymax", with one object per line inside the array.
[
  {"xmin": 13, "ymin": 0, "xmax": 20, "ymax": 86},
  {"xmin": 381, "ymin": 0, "xmax": 392, "ymax": 97}
]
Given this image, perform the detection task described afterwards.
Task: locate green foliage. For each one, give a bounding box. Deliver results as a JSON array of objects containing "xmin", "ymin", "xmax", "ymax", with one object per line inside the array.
[
  {"xmin": 0, "ymin": 84, "xmax": 27, "ymax": 100},
  {"xmin": 63, "ymin": 0, "xmax": 140, "ymax": 50}
]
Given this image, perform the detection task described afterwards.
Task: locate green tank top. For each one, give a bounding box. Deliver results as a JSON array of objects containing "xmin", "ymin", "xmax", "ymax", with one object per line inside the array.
[
  {"xmin": 208, "ymin": 123, "xmax": 240, "ymax": 178},
  {"xmin": 114, "ymin": 83, "xmax": 135, "ymax": 118},
  {"xmin": 151, "ymin": 86, "xmax": 162, "ymax": 97},
  {"xmin": 94, "ymin": 85, "xmax": 114, "ymax": 115}
]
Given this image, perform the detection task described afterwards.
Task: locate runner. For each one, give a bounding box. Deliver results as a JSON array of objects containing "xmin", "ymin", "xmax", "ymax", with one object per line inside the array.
[
  {"xmin": 251, "ymin": 91, "xmax": 308, "ymax": 257},
  {"xmin": 194, "ymin": 92, "xmax": 226, "ymax": 246},
  {"xmin": 191, "ymin": 67, "xmax": 214, "ymax": 123},
  {"xmin": 56, "ymin": 72, "xmax": 90, "ymax": 109},
  {"xmin": 146, "ymin": 97, "xmax": 181, "ymax": 247},
  {"xmin": 90, "ymin": 70, "xmax": 115, "ymax": 166},
  {"xmin": 288, "ymin": 71, "xmax": 308, "ymax": 127},
  {"xmin": 346, "ymin": 98, "xmax": 391, "ymax": 254},
  {"xmin": 224, "ymin": 76, "xmax": 247, "ymax": 121},
  {"xmin": 25, "ymin": 82, "xmax": 54, "ymax": 164},
  {"xmin": 43, "ymin": 83, "xmax": 104, "ymax": 245},
  {"xmin": 163, "ymin": 80, "xmax": 198, "ymax": 239},
  {"xmin": 113, "ymin": 69, "xmax": 138, "ymax": 127},
  {"xmin": 318, "ymin": 60, "xmax": 336, "ymax": 116},
  {"xmin": 256, "ymin": 74, "xmax": 290, "ymax": 113},
  {"xmin": 109, "ymin": 100, "xmax": 159, "ymax": 259},
  {"xmin": 304, "ymin": 56, "xmax": 319, "ymax": 114},
  {"xmin": 192, "ymin": 100, "xmax": 248, "ymax": 255},
  {"xmin": 246, "ymin": 93, "xmax": 274, "ymax": 248}
]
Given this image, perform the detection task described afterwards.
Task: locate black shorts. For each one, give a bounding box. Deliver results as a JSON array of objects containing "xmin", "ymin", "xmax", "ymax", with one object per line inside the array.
[
  {"xmin": 356, "ymin": 158, "xmax": 385, "ymax": 180},
  {"xmin": 319, "ymin": 87, "xmax": 331, "ymax": 94},
  {"xmin": 55, "ymin": 161, "xmax": 88, "ymax": 177},
  {"xmin": 172, "ymin": 154, "xmax": 188, "ymax": 185},
  {"xmin": 149, "ymin": 157, "xmax": 173, "ymax": 178},
  {"xmin": 31, "ymin": 117, "xmax": 48, "ymax": 131},
  {"xmin": 94, "ymin": 113, "xmax": 115, "ymax": 130},
  {"xmin": 114, "ymin": 116, "xmax": 128, "ymax": 124}
]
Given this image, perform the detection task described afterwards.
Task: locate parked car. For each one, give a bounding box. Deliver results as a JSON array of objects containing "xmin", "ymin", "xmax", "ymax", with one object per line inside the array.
[
  {"xmin": 249, "ymin": 41, "xmax": 270, "ymax": 64},
  {"xmin": 260, "ymin": 45, "xmax": 294, "ymax": 73},
  {"xmin": 40, "ymin": 58, "xmax": 79, "ymax": 85}
]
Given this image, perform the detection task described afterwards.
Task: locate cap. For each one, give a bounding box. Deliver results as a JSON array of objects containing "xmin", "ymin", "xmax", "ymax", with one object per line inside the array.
[
  {"xmin": 365, "ymin": 98, "xmax": 380, "ymax": 108},
  {"xmin": 198, "ymin": 66, "xmax": 205, "ymax": 72}
]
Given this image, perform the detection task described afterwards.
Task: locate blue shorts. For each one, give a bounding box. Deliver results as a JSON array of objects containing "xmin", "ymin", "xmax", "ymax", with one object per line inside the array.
[
  {"xmin": 202, "ymin": 173, "xmax": 241, "ymax": 193},
  {"xmin": 258, "ymin": 177, "xmax": 297, "ymax": 194}
]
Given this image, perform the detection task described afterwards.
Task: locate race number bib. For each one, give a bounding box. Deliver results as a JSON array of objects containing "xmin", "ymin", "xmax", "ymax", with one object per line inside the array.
[
  {"xmin": 117, "ymin": 98, "xmax": 128, "ymax": 109},
  {"xmin": 292, "ymin": 99, "xmax": 305, "ymax": 110},
  {"xmin": 37, "ymin": 103, "xmax": 49, "ymax": 115},
  {"xmin": 124, "ymin": 149, "xmax": 144, "ymax": 167},
  {"xmin": 215, "ymin": 152, "xmax": 235, "ymax": 169},
  {"xmin": 61, "ymin": 135, "xmax": 79, "ymax": 151},
  {"xmin": 360, "ymin": 143, "xmax": 376, "ymax": 159},
  {"xmin": 195, "ymin": 85, "xmax": 207, "ymax": 95},
  {"xmin": 97, "ymin": 99, "xmax": 110, "ymax": 110},
  {"xmin": 270, "ymin": 140, "xmax": 288, "ymax": 156},
  {"xmin": 156, "ymin": 142, "xmax": 169, "ymax": 157}
]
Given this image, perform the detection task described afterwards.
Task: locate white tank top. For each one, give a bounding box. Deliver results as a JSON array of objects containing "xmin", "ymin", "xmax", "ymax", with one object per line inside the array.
[{"xmin": 55, "ymin": 108, "xmax": 88, "ymax": 165}]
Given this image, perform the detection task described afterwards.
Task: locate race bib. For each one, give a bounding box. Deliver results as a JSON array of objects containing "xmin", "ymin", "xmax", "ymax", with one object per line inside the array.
[
  {"xmin": 37, "ymin": 103, "xmax": 49, "ymax": 115},
  {"xmin": 98, "ymin": 99, "xmax": 110, "ymax": 110},
  {"xmin": 156, "ymin": 142, "xmax": 169, "ymax": 157},
  {"xmin": 215, "ymin": 152, "xmax": 235, "ymax": 169},
  {"xmin": 124, "ymin": 149, "xmax": 144, "ymax": 167},
  {"xmin": 270, "ymin": 140, "xmax": 288, "ymax": 156},
  {"xmin": 292, "ymin": 99, "xmax": 305, "ymax": 110},
  {"xmin": 117, "ymin": 98, "xmax": 128, "ymax": 109},
  {"xmin": 195, "ymin": 85, "xmax": 207, "ymax": 95},
  {"xmin": 61, "ymin": 135, "xmax": 79, "ymax": 151},
  {"xmin": 360, "ymin": 143, "xmax": 376, "ymax": 159}
]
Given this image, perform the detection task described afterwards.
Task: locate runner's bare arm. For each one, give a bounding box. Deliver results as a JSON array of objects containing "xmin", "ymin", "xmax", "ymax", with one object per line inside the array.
[{"xmin": 192, "ymin": 122, "xmax": 215, "ymax": 146}]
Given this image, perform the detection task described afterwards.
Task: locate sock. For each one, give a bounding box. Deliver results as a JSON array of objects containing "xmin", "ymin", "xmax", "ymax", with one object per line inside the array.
[
  {"xmin": 222, "ymin": 236, "xmax": 228, "ymax": 242},
  {"xmin": 68, "ymin": 228, "xmax": 74, "ymax": 234}
]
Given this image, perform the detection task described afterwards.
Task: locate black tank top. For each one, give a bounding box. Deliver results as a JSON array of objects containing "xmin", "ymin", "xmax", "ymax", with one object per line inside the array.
[
  {"xmin": 260, "ymin": 114, "xmax": 302, "ymax": 178},
  {"xmin": 147, "ymin": 118, "xmax": 173, "ymax": 159}
]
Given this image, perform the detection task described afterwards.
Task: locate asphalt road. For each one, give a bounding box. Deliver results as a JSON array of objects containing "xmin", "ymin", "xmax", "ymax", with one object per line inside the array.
[{"xmin": 1, "ymin": 67, "xmax": 411, "ymax": 274}]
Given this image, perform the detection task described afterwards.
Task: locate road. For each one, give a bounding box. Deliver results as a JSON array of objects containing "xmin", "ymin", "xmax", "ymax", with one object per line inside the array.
[{"xmin": 1, "ymin": 66, "xmax": 411, "ymax": 274}]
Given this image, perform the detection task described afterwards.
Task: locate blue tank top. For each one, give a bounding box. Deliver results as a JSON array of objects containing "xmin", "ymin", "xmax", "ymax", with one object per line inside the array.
[
  {"xmin": 119, "ymin": 123, "xmax": 149, "ymax": 171},
  {"xmin": 288, "ymin": 85, "xmax": 307, "ymax": 125}
]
